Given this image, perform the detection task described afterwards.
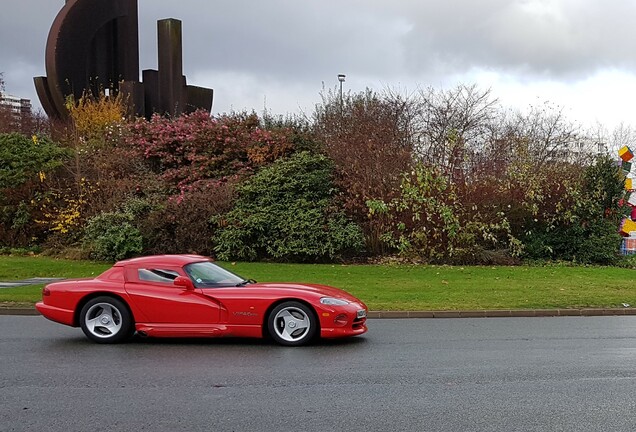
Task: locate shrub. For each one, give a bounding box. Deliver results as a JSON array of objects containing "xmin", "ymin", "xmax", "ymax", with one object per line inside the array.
[
  {"xmin": 523, "ymin": 220, "xmax": 621, "ymax": 264},
  {"xmin": 65, "ymin": 90, "xmax": 127, "ymax": 149},
  {"xmin": 125, "ymin": 110, "xmax": 298, "ymax": 191},
  {"xmin": 521, "ymin": 156, "xmax": 623, "ymax": 264},
  {"xmin": 0, "ymin": 246, "xmax": 41, "ymax": 256},
  {"xmin": 367, "ymin": 163, "xmax": 522, "ymax": 263},
  {"xmin": 38, "ymin": 92, "xmax": 155, "ymax": 249},
  {"xmin": 214, "ymin": 152, "xmax": 364, "ymax": 262},
  {"xmin": 140, "ymin": 181, "xmax": 236, "ymax": 256},
  {"xmin": 0, "ymin": 133, "xmax": 70, "ymax": 189},
  {"xmin": 0, "ymin": 133, "xmax": 71, "ymax": 247},
  {"xmin": 83, "ymin": 212, "xmax": 142, "ymax": 261}
]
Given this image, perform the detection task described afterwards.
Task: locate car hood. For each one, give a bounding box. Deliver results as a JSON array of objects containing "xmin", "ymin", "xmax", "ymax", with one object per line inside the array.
[{"xmin": 251, "ymin": 282, "xmax": 362, "ymax": 303}]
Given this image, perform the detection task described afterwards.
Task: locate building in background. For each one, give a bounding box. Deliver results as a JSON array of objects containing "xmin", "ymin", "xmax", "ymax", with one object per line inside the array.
[{"xmin": 0, "ymin": 94, "xmax": 32, "ymax": 131}]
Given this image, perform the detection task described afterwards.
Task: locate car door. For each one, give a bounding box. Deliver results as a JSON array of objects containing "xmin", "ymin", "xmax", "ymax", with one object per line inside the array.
[
  {"xmin": 124, "ymin": 265, "xmax": 220, "ymax": 324},
  {"xmin": 196, "ymin": 286, "xmax": 279, "ymax": 327}
]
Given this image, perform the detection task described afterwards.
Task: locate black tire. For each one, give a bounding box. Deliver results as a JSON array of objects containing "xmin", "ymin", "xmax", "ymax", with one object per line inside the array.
[
  {"xmin": 267, "ymin": 301, "xmax": 317, "ymax": 346},
  {"xmin": 79, "ymin": 296, "xmax": 134, "ymax": 344}
]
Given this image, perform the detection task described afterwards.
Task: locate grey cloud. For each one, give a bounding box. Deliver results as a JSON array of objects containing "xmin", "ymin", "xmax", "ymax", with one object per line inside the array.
[
  {"xmin": 1, "ymin": 0, "xmax": 636, "ymax": 115},
  {"xmin": 137, "ymin": 0, "xmax": 408, "ymax": 80},
  {"xmin": 393, "ymin": 0, "xmax": 636, "ymax": 77}
]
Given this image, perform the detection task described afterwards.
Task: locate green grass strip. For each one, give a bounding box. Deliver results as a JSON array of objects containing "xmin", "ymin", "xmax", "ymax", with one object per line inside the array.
[{"xmin": 2, "ymin": 256, "xmax": 636, "ymax": 310}]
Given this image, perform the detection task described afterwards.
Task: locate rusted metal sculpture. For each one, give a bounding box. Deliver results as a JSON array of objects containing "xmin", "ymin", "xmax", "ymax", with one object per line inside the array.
[{"xmin": 34, "ymin": 0, "xmax": 213, "ymax": 120}]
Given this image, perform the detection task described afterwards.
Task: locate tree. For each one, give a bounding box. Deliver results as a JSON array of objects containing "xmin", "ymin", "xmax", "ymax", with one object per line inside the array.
[
  {"xmin": 502, "ymin": 102, "xmax": 582, "ymax": 166},
  {"xmin": 413, "ymin": 84, "xmax": 500, "ymax": 183},
  {"xmin": 313, "ymin": 88, "xmax": 415, "ymax": 253}
]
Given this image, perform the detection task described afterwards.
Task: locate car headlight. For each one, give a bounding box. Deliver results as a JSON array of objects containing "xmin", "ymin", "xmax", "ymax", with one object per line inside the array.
[{"xmin": 320, "ymin": 297, "xmax": 349, "ymax": 306}]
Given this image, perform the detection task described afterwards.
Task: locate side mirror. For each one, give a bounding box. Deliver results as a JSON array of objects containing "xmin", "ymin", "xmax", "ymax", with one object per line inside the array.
[{"xmin": 174, "ymin": 276, "xmax": 194, "ymax": 290}]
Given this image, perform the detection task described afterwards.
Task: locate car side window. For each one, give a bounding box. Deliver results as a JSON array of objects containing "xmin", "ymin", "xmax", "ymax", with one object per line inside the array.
[
  {"xmin": 184, "ymin": 261, "xmax": 245, "ymax": 288},
  {"xmin": 138, "ymin": 268, "xmax": 180, "ymax": 284}
]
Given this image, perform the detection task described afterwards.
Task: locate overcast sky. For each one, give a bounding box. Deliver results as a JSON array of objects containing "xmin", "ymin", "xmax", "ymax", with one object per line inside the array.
[{"xmin": 2, "ymin": 0, "xmax": 636, "ymax": 128}]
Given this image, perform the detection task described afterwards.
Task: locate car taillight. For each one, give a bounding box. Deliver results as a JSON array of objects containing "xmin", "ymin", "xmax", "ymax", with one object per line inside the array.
[{"xmin": 42, "ymin": 287, "xmax": 51, "ymax": 296}]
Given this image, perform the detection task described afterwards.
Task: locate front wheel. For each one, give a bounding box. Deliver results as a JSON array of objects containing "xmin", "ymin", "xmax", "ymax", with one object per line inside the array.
[
  {"xmin": 79, "ymin": 296, "xmax": 134, "ymax": 344},
  {"xmin": 267, "ymin": 301, "xmax": 317, "ymax": 346}
]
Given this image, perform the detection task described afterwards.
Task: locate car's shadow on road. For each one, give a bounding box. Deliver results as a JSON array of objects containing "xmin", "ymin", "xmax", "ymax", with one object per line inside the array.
[
  {"xmin": 128, "ymin": 333, "xmax": 368, "ymax": 348},
  {"xmin": 45, "ymin": 332, "xmax": 368, "ymax": 351}
]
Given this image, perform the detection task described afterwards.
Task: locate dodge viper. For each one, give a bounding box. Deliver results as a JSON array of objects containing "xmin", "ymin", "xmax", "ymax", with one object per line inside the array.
[{"xmin": 36, "ymin": 255, "xmax": 368, "ymax": 346}]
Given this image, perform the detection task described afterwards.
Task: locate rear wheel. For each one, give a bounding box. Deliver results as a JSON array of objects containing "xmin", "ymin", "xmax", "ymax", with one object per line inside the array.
[
  {"xmin": 267, "ymin": 301, "xmax": 317, "ymax": 346},
  {"xmin": 79, "ymin": 296, "xmax": 134, "ymax": 344}
]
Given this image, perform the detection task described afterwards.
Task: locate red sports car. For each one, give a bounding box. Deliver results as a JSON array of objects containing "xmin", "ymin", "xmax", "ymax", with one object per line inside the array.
[{"xmin": 36, "ymin": 255, "xmax": 368, "ymax": 346}]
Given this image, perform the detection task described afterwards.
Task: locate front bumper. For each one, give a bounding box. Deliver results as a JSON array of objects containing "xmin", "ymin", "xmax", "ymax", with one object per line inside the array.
[
  {"xmin": 318, "ymin": 302, "xmax": 368, "ymax": 339},
  {"xmin": 320, "ymin": 322, "xmax": 368, "ymax": 338}
]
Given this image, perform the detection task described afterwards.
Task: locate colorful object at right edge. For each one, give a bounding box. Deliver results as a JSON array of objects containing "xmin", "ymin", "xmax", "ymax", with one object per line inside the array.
[{"xmin": 619, "ymin": 146, "xmax": 636, "ymax": 255}]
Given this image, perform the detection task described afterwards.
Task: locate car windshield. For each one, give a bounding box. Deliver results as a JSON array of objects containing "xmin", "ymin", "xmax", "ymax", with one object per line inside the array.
[{"xmin": 184, "ymin": 261, "xmax": 246, "ymax": 287}]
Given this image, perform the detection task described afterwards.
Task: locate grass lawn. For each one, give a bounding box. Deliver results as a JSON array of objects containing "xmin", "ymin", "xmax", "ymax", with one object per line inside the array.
[{"xmin": 1, "ymin": 256, "xmax": 636, "ymax": 310}]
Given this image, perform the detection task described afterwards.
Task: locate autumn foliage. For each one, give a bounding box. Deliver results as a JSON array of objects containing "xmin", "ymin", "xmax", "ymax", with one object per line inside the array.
[
  {"xmin": 0, "ymin": 84, "xmax": 627, "ymax": 264},
  {"xmin": 126, "ymin": 110, "xmax": 296, "ymax": 191}
]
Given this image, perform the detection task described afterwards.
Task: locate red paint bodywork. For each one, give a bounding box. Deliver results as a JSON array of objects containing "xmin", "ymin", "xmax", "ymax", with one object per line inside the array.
[{"xmin": 36, "ymin": 255, "xmax": 368, "ymax": 341}]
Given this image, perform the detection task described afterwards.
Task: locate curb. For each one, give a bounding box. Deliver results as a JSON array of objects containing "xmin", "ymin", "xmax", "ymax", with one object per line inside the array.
[
  {"xmin": 367, "ymin": 309, "xmax": 636, "ymax": 318},
  {"xmin": 0, "ymin": 308, "xmax": 40, "ymax": 316},
  {"xmin": 3, "ymin": 307, "xmax": 636, "ymax": 318}
]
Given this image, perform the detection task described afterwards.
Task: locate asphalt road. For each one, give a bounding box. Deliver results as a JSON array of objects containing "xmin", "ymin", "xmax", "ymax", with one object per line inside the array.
[{"xmin": 3, "ymin": 316, "xmax": 636, "ymax": 431}]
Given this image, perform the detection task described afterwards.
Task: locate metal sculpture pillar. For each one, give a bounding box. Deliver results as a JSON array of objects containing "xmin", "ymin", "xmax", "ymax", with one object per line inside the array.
[{"xmin": 34, "ymin": 0, "xmax": 213, "ymax": 120}]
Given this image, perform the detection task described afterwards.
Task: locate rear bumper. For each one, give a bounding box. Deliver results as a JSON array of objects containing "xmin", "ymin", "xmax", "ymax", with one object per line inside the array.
[{"xmin": 35, "ymin": 302, "xmax": 75, "ymax": 326}]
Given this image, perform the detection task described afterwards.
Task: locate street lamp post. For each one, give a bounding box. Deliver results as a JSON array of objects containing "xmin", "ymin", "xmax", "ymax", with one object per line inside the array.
[{"xmin": 337, "ymin": 74, "xmax": 346, "ymax": 105}]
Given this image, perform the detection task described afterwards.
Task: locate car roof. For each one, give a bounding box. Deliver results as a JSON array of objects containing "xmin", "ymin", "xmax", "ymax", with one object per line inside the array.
[{"xmin": 114, "ymin": 254, "xmax": 211, "ymax": 267}]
